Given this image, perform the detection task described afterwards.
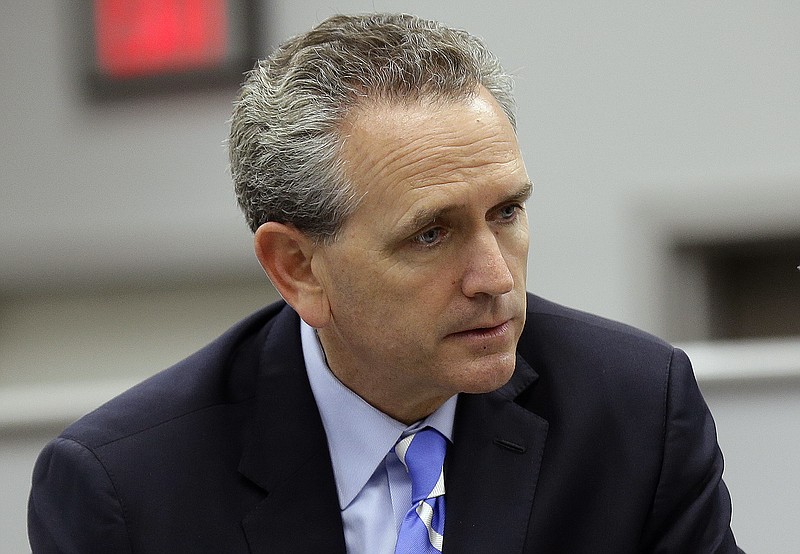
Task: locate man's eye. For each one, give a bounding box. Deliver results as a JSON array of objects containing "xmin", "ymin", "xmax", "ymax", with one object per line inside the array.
[
  {"xmin": 414, "ymin": 227, "xmax": 444, "ymax": 246},
  {"xmin": 498, "ymin": 204, "xmax": 520, "ymax": 221}
]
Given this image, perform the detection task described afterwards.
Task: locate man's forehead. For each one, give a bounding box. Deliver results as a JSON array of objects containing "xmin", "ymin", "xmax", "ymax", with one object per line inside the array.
[
  {"xmin": 340, "ymin": 94, "xmax": 518, "ymax": 175},
  {"xmin": 333, "ymin": 86, "xmax": 526, "ymax": 235},
  {"xmin": 343, "ymin": 90, "xmax": 496, "ymax": 133}
]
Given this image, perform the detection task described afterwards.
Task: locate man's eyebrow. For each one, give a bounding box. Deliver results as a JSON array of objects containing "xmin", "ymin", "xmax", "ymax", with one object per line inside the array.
[
  {"xmin": 507, "ymin": 181, "xmax": 534, "ymax": 204},
  {"xmin": 398, "ymin": 181, "xmax": 534, "ymax": 238},
  {"xmin": 399, "ymin": 205, "xmax": 461, "ymax": 238},
  {"xmin": 487, "ymin": 181, "xmax": 534, "ymax": 212}
]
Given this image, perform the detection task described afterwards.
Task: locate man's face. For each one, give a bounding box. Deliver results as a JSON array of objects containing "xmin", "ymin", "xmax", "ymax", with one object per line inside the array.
[{"xmin": 312, "ymin": 87, "xmax": 531, "ymax": 422}]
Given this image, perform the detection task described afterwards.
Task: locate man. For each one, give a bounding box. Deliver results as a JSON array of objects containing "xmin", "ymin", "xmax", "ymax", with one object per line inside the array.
[{"xmin": 29, "ymin": 13, "xmax": 742, "ymax": 553}]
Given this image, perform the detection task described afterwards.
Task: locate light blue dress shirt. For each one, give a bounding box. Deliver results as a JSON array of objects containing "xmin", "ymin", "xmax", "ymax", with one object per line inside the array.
[{"xmin": 300, "ymin": 321, "xmax": 457, "ymax": 554}]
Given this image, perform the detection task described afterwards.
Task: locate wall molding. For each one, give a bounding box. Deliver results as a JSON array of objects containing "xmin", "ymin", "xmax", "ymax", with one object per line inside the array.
[
  {"xmin": 0, "ymin": 378, "xmax": 138, "ymax": 431},
  {"xmin": 680, "ymin": 337, "xmax": 800, "ymax": 382},
  {"xmin": 2, "ymin": 337, "xmax": 799, "ymax": 430}
]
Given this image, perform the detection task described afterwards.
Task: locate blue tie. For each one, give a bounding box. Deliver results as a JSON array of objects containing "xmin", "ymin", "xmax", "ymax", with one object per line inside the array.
[{"xmin": 394, "ymin": 428, "xmax": 447, "ymax": 553}]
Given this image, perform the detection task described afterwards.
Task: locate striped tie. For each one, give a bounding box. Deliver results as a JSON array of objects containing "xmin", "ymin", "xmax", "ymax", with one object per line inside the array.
[{"xmin": 394, "ymin": 427, "xmax": 447, "ymax": 553}]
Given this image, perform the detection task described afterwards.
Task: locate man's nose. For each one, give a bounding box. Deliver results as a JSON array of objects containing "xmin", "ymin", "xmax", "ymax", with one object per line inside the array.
[{"xmin": 461, "ymin": 230, "xmax": 515, "ymax": 298}]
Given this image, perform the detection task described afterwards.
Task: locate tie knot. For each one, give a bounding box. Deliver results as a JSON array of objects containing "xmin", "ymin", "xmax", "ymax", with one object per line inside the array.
[{"xmin": 395, "ymin": 427, "xmax": 447, "ymax": 503}]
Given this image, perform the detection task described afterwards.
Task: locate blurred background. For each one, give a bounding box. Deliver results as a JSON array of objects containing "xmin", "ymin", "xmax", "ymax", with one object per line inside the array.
[{"xmin": 1, "ymin": 1, "xmax": 798, "ymax": 552}]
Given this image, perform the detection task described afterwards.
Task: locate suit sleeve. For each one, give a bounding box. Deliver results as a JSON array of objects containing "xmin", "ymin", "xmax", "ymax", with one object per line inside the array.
[
  {"xmin": 639, "ymin": 348, "xmax": 743, "ymax": 553},
  {"xmin": 28, "ymin": 437, "xmax": 132, "ymax": 554}
]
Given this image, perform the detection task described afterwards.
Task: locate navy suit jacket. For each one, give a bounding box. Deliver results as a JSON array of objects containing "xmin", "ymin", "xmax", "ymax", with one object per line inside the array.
[{"xmin": 29, "ymin": 294, "xmax": 741, "ymax": 552}]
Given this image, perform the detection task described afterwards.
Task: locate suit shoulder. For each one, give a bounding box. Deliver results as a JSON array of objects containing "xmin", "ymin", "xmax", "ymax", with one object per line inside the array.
[
  {"xmin": 524, "ymin": 293, "xmax": 672, "ymax": 353},
  {"xmin": 519, "ymin": 294, "xmax": 677, "ymax": 393},
  {"xmin": 513, "ymin": 295, "xmax": 683, "ymax": 447},
  {"xmin": 60, "ymin": 300, "xmax": 290, "ymax": 449}
]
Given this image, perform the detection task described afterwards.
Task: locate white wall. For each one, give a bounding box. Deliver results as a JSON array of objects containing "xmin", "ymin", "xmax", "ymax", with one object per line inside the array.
[
  {"xmin": 2, "ymin": 2, "xmax": 798, "ymax": 330},
  {"xmin": 702, "ymin": 380, "xmax": 800, "ymax": 553},
  {"xmin": 2, "ymin": 1, "xmax": 798, "ymax": 552}
]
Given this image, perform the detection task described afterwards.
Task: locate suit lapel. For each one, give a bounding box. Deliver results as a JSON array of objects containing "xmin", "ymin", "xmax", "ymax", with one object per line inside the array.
[
  {"xmin": 444, "ymin": 354, "xmax": 548, "ymax": 553},
  {"xmin": 238, "ymin": 307, "xmax": 346, "ymax": 553},
  {"xmin": 234, "ymin": 306, "xmax": 547, "ymax": 552}
]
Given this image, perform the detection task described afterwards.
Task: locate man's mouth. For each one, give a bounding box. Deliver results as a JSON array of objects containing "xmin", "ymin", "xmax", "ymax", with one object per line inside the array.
[{"xmin": 449, "ymin": 319, "xmax": 512, "ymax": 339}]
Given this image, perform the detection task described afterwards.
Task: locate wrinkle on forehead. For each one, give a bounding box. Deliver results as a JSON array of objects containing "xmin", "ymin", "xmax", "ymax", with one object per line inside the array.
[{"xmin": 337, "ymin": 89, "xmax": 521, "ymax": 201}]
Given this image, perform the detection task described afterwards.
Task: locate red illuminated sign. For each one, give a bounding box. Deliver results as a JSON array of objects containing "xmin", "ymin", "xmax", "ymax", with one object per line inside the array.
[{"xmin": 94, "ymin": 0, "xmax": 228, "ymax": 79}]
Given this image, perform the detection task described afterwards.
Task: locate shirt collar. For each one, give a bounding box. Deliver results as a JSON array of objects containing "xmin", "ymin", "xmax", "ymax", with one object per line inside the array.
[{"xmin": 300, "ymin": 320, "xmax": 457, "ymax": 509}]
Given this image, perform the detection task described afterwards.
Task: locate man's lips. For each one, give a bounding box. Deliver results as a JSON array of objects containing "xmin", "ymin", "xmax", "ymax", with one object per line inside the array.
[{"xmin": 448, "ymin": 319, "xmax": 513, "ymax": 339}]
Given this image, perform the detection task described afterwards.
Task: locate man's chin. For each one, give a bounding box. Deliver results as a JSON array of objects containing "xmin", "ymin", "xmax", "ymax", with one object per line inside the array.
[{"xmin": 455, "ymin": 351, "xmax": 517, "ymax": 394}]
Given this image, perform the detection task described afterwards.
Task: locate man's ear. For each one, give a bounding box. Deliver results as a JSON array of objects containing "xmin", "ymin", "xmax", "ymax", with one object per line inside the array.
[{"xmin": 253, "ymin": 222, "xmax": 330, "ymax": 328}]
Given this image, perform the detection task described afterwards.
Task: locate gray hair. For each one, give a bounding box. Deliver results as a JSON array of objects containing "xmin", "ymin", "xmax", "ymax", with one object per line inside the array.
[{"xmin": 229, "ymin": 13, "xmax": 516, "ymax": 241}]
